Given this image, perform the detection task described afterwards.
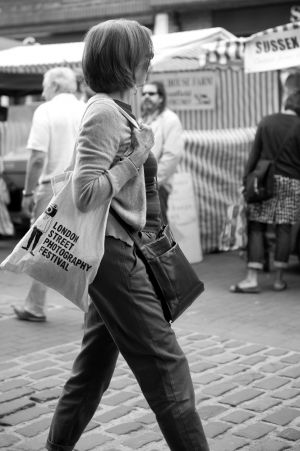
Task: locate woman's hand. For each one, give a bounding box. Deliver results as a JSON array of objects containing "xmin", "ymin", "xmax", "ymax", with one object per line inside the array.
[{"xmin": 129, "ymin": 123, "xmax": 154, "ymax": 168}]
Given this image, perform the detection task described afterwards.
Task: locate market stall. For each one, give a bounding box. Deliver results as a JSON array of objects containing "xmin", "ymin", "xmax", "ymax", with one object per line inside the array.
[
  {"xmin": 149, "ymin": 34, "xmax": 280, "ymax": 253},
  {"xmin": 0, "ymin": 28, "xmax": 235, "ymax": 96},
  {"xmin": 0, "ymin": 28, "xmax": 236, "ymax": 169},
  {"xmin": 244, "ymin": 21, "xmax": 300, "ymax": 258},
  {"xmin": 0, "ymin": 28, "xmax": 236, "ymax": 241}
]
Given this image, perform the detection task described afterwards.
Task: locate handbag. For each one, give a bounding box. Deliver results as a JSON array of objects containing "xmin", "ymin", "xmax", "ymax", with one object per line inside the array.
[
  {"xmin": 111, "ymin": 210, "xmax": 204, "ymax": 323},
  {"xmin": 112, "ymin": 102, "xmax": 204, "ymax": 322},
  {"xmin": 244, "ymin": 159, "xmax": 274, "ymax": 204},
  {"xmin": 0, "ymin": 171, "xmax": 111, "ymax": 312},
  {"xmin": 244, "ymin": 124, "xmax": 296, "ymax": 204}
]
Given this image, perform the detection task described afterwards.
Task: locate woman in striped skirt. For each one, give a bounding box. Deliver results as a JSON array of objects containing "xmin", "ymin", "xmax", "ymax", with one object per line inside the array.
[{"xmin": 230, "ymin": 81, "xmax": 300, "ymax": 293}]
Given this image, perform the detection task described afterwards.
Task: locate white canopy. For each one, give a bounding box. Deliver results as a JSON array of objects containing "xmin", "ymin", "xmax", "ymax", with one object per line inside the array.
[
  {"xmin": 0, "ymin": 36, "xmax": 21, "ymax": 51},
  {"xmin": 0, "ymin": 28, "xmax": 235, "ymax": 94},
  {"xmin": 151, "ymin": 27, "xmax": 235, "ymax": 71},
  {"xmin": 0, "ymin": 42, "xmax": 84, "ymax": 74}
]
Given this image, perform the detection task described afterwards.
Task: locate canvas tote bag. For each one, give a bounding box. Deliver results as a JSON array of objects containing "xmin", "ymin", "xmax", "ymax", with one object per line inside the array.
[
  {"xmin": 0, "ymin": 97, "xmax": 140, "ymax": 312},
  {"xmin": 0, "ymin": 171, "xmax": 111, "ymax": 312}
]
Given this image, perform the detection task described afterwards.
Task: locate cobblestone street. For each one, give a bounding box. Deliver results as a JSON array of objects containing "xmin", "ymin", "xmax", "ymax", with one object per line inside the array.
[{"xmin": 1, "ymin": 238, "xmax": 300, "ymax": 450}]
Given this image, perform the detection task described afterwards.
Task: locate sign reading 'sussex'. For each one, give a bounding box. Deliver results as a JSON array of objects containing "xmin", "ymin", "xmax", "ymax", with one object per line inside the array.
[
  {"xmin": 255, "ymin": 36, "xmax": 299, "ymax": 54},
  {"xmin": 244, "ymin": 23, "xmax": 300, "ymax": 73}
]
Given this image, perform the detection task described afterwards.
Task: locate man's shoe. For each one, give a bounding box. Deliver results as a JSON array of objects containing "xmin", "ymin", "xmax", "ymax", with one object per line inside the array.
[{"xmin": 12, "ymin": 306, "xmax": 46, "ymax": 322}]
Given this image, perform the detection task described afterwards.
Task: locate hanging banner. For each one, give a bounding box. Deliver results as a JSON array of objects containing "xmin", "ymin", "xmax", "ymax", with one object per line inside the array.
[
  {"xmin": 149, "ymin": 70, "xmax": 216, "ymax": 110},
  {"xmin": 290, "ymin": 6, "xmax": 300, "ymax": 23},
  {"xmin": 244, "ymin": 23, "xmax": 300, "ymax": 73}
]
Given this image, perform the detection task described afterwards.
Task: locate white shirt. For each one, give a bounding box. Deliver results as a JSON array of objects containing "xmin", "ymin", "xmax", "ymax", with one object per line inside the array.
[
  {"xmin": 147, "ymin": 108, "xmax": 184, "ymax": 191},
  {"xmin": 27, "ymin": 93, "xmax": 85, "ymax": 183}
]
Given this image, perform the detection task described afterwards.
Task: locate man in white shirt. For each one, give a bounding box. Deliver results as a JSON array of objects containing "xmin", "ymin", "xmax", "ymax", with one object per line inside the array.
[
  {"xmin": 13, "ymin": 67, "xmax": 85, "ymax": 322},
  {"xmin": 141, "ymin": 81, "xmax": 184, "ymax": 224}
]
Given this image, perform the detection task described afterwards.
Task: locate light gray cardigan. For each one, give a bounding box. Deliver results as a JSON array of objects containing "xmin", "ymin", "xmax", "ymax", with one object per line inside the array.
[{"xmin": 72, "ymin": 94, "xmax": 147, "ymax": 244}]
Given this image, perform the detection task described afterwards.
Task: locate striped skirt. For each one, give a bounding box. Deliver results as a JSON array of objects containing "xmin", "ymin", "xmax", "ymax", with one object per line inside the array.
[{"xmin": 248, "ymin": 174, "xmax": 300, "ymax": 224}]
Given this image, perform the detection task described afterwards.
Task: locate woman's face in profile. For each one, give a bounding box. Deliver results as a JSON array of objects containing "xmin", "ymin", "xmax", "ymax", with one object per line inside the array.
[{"xmin": 135, "ymin": 56, "xmax": 152, "ymax": 87}]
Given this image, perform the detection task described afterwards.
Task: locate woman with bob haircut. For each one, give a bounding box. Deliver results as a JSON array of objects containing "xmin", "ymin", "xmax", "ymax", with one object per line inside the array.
[{"xmin": 46, "ymin": 19, "xmax": 209, "ymax": 451}]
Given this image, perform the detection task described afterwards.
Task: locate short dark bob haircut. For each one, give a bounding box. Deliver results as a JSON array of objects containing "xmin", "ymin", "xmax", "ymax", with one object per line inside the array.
[{"xmin": 82, "ymin": 19, "xmax": 153, "ymax": 93}]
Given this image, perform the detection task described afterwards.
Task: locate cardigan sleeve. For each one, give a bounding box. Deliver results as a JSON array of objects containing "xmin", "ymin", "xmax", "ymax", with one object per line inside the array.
[{"xmin": 72, "ymin": 101, "xmax": 138, "ymax": 212}]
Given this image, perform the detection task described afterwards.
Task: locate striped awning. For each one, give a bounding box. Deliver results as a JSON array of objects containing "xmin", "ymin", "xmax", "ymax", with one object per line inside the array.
[
  {"xmin": 198, "ymin": 39, "xmax": 246, "ymax": 67},
  {"xmin": 199, "ymin": 22, "xmax": 300, "ymax": 71},
  {"xmin": 150, "ymin": 27, "xmax": 235, "ymax": 72},
  {"xmin": 248, "ymin": 20, "xmax": 300, "ymax": 40}
]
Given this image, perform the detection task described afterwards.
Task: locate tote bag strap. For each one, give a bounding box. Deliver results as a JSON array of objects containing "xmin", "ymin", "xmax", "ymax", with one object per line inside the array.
[
  {"xmin": 113, "ymin": 103, "xmax": 140, "ymax": 130},
  {"xmin": 85, "ymin": 95, "xmax": 140, "ymax": 130},
  {"xmin": 66, "ymin": 96, "xmax": 140, "ymax": 172}
]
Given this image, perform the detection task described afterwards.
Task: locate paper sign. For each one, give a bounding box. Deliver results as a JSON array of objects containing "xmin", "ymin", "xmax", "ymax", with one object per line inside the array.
[{"xmin": 150, "ymin": 71, "xmax": 215, "ymax": 110}]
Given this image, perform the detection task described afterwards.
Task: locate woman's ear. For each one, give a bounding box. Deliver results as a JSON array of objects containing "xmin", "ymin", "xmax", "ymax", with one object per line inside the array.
[{"xmin": 52, "ymin": 81, "xmax": 60, "ymax": 93}]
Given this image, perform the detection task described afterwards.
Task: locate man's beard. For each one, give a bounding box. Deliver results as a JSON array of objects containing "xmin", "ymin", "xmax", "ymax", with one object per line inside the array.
[{"xmin": 141, "ymin": 100, "xmax": 157, "ymax": 115}]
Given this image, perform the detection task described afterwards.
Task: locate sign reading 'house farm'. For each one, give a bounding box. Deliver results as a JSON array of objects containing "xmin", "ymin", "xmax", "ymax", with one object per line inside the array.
[{"xmin": 150, "ymin": 71, "xmax": 216, "ymax": 110}]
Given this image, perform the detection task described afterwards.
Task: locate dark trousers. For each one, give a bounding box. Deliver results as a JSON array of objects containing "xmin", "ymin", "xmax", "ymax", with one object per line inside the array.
[
  {"xmin": 248, "ymin": 221, "xmax": 292, "ymax": 269},
  {"xmin": 46, "ymin": 236, "xmax": 209, "ymax": 451}
]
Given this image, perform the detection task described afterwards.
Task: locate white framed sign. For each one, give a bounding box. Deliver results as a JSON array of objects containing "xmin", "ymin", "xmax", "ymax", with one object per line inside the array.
[
  {"xmin": 150, "ymin": 70, "xmax": 216, "ymax": 110},
  {"xmin": 244, "ymin": 25, "xmax": 300, "ymax": 73}
]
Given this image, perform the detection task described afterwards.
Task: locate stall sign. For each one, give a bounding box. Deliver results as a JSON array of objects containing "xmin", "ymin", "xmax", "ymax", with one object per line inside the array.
[
  {"xmin": 150, "ymin": 71, "xmax": 215, "ymax": 110},
  {"xmin": 290, "ymin": 6, "xmax": 300, "ymax": 23},
  {"xmin": 244, "ymin": 25, "xmax": 300, "ymax": 73}
]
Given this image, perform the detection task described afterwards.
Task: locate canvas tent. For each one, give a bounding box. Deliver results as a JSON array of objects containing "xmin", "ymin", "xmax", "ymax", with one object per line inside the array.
[
  {"xmin": 149, "ymin": 28, "xmax": 283, "ymax": 253},
  {"xmin": 0, "ymin": 28, "xmax": 236, "ymax": 198},
  {"xmin": 156, "ymin": 22, "xmax": 300, "ymax": 254},
  {"xmin": 0, "ymin": 28, "xmax": 235, "ymax": 96}
]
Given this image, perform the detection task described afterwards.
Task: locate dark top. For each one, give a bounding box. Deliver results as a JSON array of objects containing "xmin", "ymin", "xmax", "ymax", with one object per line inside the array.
[
  {"xmin": 243, "ymin": 112, "xmax": 300, "ymax": 183},
  {"xmin": 113, "ymin": 99, "xmax": 161, "ymax": 232},
  {"xmin": 143, "ymin": 151, "xmax": 162, "ymax": 232}
]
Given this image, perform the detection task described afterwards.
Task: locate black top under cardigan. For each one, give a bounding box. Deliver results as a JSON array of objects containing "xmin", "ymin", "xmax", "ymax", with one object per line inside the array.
[{"xmin": 114, "ymin": 100, "xmax": 162, "ymax": 232}]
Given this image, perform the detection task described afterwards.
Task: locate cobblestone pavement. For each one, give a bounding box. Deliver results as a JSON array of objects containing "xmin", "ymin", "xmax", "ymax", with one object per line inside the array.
[{"xmin": 1, "ymin": 238, "xmax": 300, "ymax": 450}]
